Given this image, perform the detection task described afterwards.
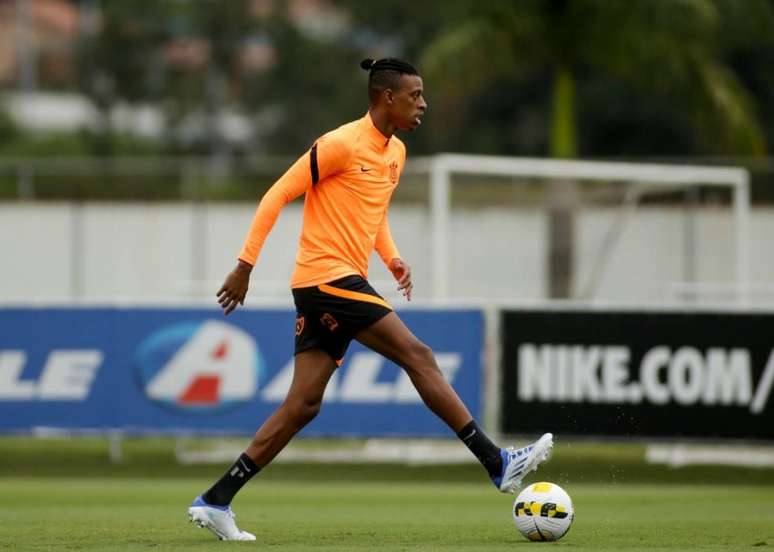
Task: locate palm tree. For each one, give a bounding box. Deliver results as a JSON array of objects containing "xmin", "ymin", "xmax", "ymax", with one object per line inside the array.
[{"xmin": 421, "ymin": 0, "xmax": 772, "ymax": 298}]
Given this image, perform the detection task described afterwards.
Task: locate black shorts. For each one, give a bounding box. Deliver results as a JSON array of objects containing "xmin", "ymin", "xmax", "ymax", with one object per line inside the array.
[{"xmin": 292, "ymin": 275, "xmax": 392, "ymax": 365}]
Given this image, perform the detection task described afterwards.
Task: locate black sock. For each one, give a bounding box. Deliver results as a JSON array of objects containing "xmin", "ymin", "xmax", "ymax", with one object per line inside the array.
[
  {"xmin": 202, "ymin": 453, "xmax": 259, "ymax": 506},
  {"xmin": 456, "ymin": 420, "xmax": 502, "ymax": 480}
]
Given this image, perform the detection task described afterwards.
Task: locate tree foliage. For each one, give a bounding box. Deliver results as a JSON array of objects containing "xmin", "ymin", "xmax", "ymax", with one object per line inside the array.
[
  {"xmin": 420, "ymin": 0, "xmax": 774, "ymax": 157},
  {"xmin": 37, "ymin": 0, "xmax": 774, "ymax": 158}
]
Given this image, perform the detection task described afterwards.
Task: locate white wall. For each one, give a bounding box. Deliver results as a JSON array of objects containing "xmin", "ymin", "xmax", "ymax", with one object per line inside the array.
[{"xmin": 1, "ymin": 202, "xmax": 770, "ymax": 305}]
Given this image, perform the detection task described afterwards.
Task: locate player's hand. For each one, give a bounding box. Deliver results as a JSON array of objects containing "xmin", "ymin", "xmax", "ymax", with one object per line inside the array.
[
  {"xmin": 217, "ymin": 260, "xmax": 252, "ymax": 315},
  {"xmin": 389, "ymin": 258, "xmax": 413, "ymax": 301}
]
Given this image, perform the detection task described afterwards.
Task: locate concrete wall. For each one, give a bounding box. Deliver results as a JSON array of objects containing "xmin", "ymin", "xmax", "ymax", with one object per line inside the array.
[{"xmin": 1, "ymin": 202, "xmax": 771, "ymax": 305}]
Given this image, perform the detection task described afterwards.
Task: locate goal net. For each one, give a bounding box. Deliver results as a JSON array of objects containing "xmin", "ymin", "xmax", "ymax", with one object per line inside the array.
[{"xmin": 371, "ymin": 154, "xmax": 751, "ymax": 306}]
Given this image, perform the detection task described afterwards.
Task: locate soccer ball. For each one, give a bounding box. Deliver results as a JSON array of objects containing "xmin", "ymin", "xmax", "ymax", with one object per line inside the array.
[{"xmin": 512, "ymin": 482, "xmax": 574, "ymax": 542}]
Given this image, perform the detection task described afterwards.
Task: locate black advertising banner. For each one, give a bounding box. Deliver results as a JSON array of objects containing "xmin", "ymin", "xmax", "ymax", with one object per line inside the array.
[{"xmin": 500, "ymin": 310, "xmax": 774, "ymax": 439}]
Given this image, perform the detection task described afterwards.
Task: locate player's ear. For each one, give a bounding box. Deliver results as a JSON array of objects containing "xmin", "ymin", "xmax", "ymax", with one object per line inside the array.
[{"xmin": 385, "ymin": 88, "xmax": 394, "ymax": 105}]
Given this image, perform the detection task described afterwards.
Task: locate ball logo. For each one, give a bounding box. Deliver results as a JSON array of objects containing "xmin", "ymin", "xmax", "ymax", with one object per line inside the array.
[{"xmin": 135, "ymin": 320, "xmax": 263, "ymax": 411}]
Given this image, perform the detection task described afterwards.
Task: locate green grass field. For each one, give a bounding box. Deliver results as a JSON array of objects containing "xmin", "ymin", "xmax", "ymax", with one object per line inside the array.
[{"xmin": 1, "ymin": 438, "xmax": 773, "ymax": 551}]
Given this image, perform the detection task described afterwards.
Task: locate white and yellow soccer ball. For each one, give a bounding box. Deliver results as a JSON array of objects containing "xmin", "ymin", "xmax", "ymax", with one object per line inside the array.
[{"xmin": 512, "ymin": 482, "xmax": 574, "ymax": 542}]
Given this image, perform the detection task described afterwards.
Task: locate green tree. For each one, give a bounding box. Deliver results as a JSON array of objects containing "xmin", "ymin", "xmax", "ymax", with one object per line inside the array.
[
  {"xmin": 421, "ymin": 0, "xmax": 774, "ymax": 298},
  {"xmin": 75, "ymin": 1, "xmax": 257, "ymax": 155},
  {"xmin": 75, "ymin": 1, "xmax": 173, "ymax": 154},
  {"xmin": 241, "ymin": 10, "xmax": 364, "ymax": 154}
]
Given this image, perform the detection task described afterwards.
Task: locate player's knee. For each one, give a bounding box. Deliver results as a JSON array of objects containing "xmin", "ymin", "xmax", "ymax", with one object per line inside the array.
[
  {"xmin": 286, "ymin": 396, "xmax": 322, "ymax": 427},
  {"xmin": 404, "ymin": 340, "xmax": 437, "ymax": 375}
]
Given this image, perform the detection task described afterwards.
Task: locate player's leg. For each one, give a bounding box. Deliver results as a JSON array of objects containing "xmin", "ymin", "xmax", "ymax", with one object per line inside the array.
[
  {"xmin": 355, "ymin": 311, "xmax": 471, "ymax": 430},
  {"xmin": 355, "ymin": 312, "xmax": 552, "ymax": 492},
  {"xmin": 200, "ymin": 349, "xmax": 335, "ymax": 503},
  {"xmin": 244, "ymin": 348, "xmax": 337, "ymax": 466},
  {"xmin": 189, "ymin": 349, "xmax": 336, "ymax": 540}
]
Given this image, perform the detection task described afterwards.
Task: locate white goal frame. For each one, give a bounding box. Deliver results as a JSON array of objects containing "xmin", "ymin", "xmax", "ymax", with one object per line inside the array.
[{"xmin": 407, "ymin": 154, "xmax": 750, "ymax": 303}]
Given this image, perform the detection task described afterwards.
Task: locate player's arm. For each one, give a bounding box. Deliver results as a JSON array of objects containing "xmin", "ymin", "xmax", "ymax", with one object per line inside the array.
[
  {"xmin": 378, "ymin": 142, "xmax": 412, "ymax": 301},
  {"xmin": 375, "ymin": 213, "xmax": 412, "ymax": 301},
  {"xmin": 217, "ymin": 136, "xmax": 352, "ymax": 315},
  {"xmin": 217, "ymin": 156, "xmax": 310, "ymax": 315}
]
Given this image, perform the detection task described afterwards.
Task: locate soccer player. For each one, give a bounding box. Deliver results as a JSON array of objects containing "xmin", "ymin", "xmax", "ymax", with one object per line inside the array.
[{"xmin": 188, "ymin": 58, "xmax": 553, "ymax": 541}]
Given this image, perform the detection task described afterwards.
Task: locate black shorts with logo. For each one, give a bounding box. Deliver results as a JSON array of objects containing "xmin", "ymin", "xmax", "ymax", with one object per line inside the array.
[{"xmin": 292, "ymin": 275, "xmax": 392, "ymax": 365}]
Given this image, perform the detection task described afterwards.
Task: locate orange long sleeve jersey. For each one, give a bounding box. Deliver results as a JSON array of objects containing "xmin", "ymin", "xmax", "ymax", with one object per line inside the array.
[{"xmin": 239, "ymin": 112, "xmax": 405, "ymax": 288}]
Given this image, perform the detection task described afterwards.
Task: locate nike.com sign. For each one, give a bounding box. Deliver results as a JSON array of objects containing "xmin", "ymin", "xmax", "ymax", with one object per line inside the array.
[
  {"xmin": 517, "ymin": 344, "xmax": 774, "ymax": 414},
  {"xmin": 500, "ymin": 310, "xmax": 774, "ymax": 439}
]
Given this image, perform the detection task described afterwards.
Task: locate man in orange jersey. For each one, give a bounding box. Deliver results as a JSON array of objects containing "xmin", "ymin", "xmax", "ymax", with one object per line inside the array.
[{"xmin": 188, "ymin": 58, "xmax": 553, "ymax": 541}]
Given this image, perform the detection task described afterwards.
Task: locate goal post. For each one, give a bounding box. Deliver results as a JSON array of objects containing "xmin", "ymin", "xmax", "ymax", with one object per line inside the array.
[{"xmin": 408, "ymin": 154, "xmax": 751, "ymax": 303}]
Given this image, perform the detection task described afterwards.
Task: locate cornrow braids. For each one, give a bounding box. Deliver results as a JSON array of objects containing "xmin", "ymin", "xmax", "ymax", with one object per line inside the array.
[
  {"xmin": 360, "ymin": 57, "xmax": 419, "ymax": 103},
  {"xmin": 360, "ymin": 58, "xmax": 418, "ymax": 76}
]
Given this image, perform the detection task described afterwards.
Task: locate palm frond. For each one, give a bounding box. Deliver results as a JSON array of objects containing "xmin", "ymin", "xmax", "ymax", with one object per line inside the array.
[
  {"xmin": 420, "ymin": 20, "xmax": 518, "ymax": 100},
  {"xmin": 692, "ymin": 60, "xmax": 766, "ymax": 155}
]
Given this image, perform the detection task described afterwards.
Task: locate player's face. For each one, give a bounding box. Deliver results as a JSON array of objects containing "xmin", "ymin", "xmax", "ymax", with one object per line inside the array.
[{"xmin": 389, "ymin": 75, "xmax": 427, "ymax": 131}]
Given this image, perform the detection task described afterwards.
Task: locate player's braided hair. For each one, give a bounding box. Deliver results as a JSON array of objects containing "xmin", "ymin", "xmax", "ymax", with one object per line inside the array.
[{"xmin": 360, "ymin": 58, "xmax": 419, "ymax": 103}]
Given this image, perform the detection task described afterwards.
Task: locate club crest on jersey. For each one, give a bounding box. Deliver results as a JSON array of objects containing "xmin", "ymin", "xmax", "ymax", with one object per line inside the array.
[
  {"xmin": 134, "ymin": 320, "xmax": 263, "ymax": 411},
  {"xmin": 389, "ymin": 161, "xmax": 399, "ymax": 184}
]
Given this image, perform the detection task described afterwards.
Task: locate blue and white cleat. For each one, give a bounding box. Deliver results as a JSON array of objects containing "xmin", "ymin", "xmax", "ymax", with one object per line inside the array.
[
  {"xmin": 493, "ymin": 433, "xmax": 554, "ymax": 493},
  {"xmin": 187, "ymin": 495, "xmax": 256, "ymax": 541}
]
